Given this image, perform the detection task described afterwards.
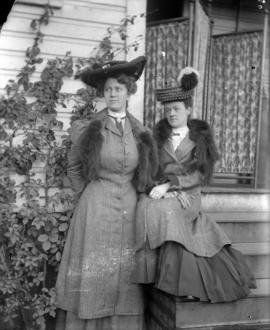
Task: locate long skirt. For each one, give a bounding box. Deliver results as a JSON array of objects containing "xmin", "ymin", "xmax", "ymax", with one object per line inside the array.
[
  {"xmin": 55, "ymin": 309, "xmax": 145, "ymax": 330},
  {"xmin": 133, "ymin": 241, "xmax": 257, "ymax": 303}
]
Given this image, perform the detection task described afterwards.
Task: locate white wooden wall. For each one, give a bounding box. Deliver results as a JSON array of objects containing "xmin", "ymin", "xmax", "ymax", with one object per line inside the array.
[
  {"xmin": 0, "ymin": 0, "xmax": 147, "ymax": 125},
  {"xmin": 0, "ymin": 0, "xmax": 146, "ymax": 207}
]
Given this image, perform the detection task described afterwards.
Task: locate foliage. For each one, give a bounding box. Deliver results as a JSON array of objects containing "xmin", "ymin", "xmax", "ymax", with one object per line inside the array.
[{"xmin": 0, "ymin": 2, "xmax": 143, "ymax": 330}]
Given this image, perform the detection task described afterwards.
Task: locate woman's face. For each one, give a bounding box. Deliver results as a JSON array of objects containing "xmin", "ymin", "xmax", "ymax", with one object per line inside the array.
[
  {"xmin": 104, "ymin": 78, "xmax": 129, "ymax": 113},
  {"xmin": 164, "ymin": 101, "xmax": 190, "ymax": 128}
]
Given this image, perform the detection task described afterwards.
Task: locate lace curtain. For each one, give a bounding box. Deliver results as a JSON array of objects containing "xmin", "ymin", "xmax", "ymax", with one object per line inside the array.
[
  {"xmin": 207, "ymin": 31, "xmax": 263, "ymax": 174},
  {"xmin": 144, "ymin": 20, "xmax": 189, "ymax": 128}
]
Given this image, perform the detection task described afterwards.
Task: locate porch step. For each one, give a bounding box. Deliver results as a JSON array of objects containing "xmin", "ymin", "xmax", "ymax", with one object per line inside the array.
[
  {"xmin": 147, "ymin": 288, "xmax": 270, "ymax": 330},
  {"xmin": 147, "ymin": 191, "xmax": 270, "ymax": 329},
  {"xmin": 207, "ymin": 212, "xmax": 270, "ymax": 243},
  {"xmin": 206, "ymin": 212, "xmax": 270, "ymax": 222},
  {"xmin": 245, "ymin": 255, "xmax": 270, "ymax": 279},
  {"xmin": 232, "ymin": 242, "xmax": 270, "ymax": 256},
  {"xmin": 232, "ymin": 243, "xmax": 270, "ymax": 280},
  {"xmin": 250, "ymin": 278, "xmax": 270, "ymax": 297},
  {"xmin": 219, "ymin": 221, "xmax": 270, "ymax": 243},
  {"xmin": 174, "ymin": 296, "xmax": 270, "ymax": 329},
  {"xmin": 201, "ymin": 193, "xmax": 269, "ymax": 213},
  {"xmin": 220, "ymin": 221, "xmax": 269, "ymax": 243},
  {"xmin": 147, "ymin": 242, "xmax": 270, "ymax": 329}
]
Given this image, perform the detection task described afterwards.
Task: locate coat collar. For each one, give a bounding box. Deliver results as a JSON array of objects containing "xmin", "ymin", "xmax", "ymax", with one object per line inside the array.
[
  {"xmin": 92, "ymin": 108, "xmax": 144, "ymax": 140},
  {"xmin": 163, "ymin": 134, "xmax": 195, "ymax": 162},
  {"xmin": 76, "ymin": 109, "xmax": 158, "ymax": 193},
  {"xmin": 175, "ymin": 134, "xmax": 195, "ymax": 161},
  {"xmin": 104, "ymin": 114, "xmax": 122, "ymax": 136},
  {"xmin": 163, "ymin": 140, "xmax": 178, "ymax": 162}
]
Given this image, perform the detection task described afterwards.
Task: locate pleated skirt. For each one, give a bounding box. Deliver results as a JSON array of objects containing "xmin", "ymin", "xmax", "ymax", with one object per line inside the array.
[{"xmin": 133, "ymin": 241, "xmax": 257, "ymax": 303}]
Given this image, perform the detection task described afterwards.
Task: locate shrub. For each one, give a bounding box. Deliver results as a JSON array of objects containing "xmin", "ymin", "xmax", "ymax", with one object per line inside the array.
[{"xmin": 0, "ymin": 3, "xmax": 143, "ymax": 329}]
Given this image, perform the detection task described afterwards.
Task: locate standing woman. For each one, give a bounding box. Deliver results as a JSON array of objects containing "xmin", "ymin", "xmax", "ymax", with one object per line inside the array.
[
  {"xmin": 56, "ymin": 56, "xmax": 158, "ymax": 330},
  {"xmin": 133, "ymin": 67, "xmax": 256, "ymax": 303}
]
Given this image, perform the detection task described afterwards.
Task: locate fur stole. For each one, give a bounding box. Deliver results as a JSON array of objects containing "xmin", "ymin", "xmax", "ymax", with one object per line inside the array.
[
  {"xmin": 77, "ymin": 112, "xmax": 159, "ymax": 193},
  {"xmin": 154, "ymin": 118, "xmax": 219, "ymax": 184}
]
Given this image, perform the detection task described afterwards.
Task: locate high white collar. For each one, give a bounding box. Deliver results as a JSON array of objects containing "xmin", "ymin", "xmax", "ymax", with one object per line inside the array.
[
  {"xmin": 108, "ymin": 109, "xmax": 126, "ymax": 119},
  {"xmin": 172, "ymin": 126, "xmax": 189, "ymax": 135}
]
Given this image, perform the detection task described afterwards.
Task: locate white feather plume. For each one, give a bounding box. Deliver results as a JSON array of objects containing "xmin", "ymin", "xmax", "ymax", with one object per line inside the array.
[{"xmin": 177, "ymin": 67, "xmax": 200, "ymax": 85}]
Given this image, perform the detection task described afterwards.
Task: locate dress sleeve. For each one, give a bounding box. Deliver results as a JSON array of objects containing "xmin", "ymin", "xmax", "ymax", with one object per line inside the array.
[
  {"xmin": 167, "ymin": 170, "xmax": 202, "ymax": 191},
  {"xmin": 67, "ymin": 120, "xmax": 89, "ymax": 196}
]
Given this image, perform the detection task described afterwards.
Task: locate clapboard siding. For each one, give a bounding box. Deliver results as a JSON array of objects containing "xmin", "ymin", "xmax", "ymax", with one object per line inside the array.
[
  {"xmin": 12, "ymin": 3, "xmax": 126, "ymax": 26},
  {"xmin": 0, "ymin": 0, "xmax": 130, "ymax": 94},
  {"xmin": 0, "ymin": 69, "xmax": 86, "ymax": 93},
  {"xmin": 0, "ymin": 35, "xmax": 119, "ymax": 57},
  {"xmin": 0, "ymin": 44, "xmax": 124, "ymax": 72},
  {"xmin": 70, "ymin": 0, "xmax": 126, "ymax": 8},
  {"xmin": 0, "ymin": 0, "xmax": 127, "ymax": 67},
  {"xmin": 0, "ymin": 0, "xmax": 140, "ymax": 198},
  {"xmin": 16, "ymin": 0, "xmax": 63, "ymax": 7},
  {"xmin": 3, "ymin": 16, "xmax": 124, "ymax": 43}
]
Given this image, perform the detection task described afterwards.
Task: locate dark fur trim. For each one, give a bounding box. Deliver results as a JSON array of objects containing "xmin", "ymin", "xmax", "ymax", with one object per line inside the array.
[
  {"xmin": 132, "ymin": 131, "xmax": 159, "ymax": 192},
  {"xmin": 153, "ymin": 118, "xmax": 172, "ymax": 149},
  {"xmin": 78, "ymin": 120, "xmax": 104, "ymax": 183},
  {"xmin": 154, "ymin": 118, "xmax": 219, "ymax": 184},
  {"xmin": 188, "ymin": 119, "xmax": 219, "ymax": 183}
]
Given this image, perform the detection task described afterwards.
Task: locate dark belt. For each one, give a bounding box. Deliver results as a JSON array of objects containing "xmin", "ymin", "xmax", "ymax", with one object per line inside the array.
[{"xmin": 171, "ymin": 184, "xmax": 200, "ymax": 192}]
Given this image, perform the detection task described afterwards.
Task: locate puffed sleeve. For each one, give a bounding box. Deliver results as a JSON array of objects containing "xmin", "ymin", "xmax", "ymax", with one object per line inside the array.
[{"xmin": 67, "ymin": 120, "xmax": 90, "ymax": 197}]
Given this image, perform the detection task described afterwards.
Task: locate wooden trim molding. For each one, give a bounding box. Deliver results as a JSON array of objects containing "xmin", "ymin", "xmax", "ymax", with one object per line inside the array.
[{"xmin": 15, "ymin": 0, "xmax": 63, "ymax": 9}]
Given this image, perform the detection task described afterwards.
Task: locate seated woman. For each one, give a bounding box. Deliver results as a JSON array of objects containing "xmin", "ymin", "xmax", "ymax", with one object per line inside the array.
[{"xmin": 133, "ymin": 67, "xmax": 256, "ymax": 303}]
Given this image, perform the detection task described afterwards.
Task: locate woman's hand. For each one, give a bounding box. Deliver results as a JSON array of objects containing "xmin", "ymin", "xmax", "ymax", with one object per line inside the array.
[
  {"xmin": 177, "ymin": 191, "xmax": 193, "ymax": 208},
  {"xmin": 149, "ymin": 182, "xmax": 171, "ymax": 199}
]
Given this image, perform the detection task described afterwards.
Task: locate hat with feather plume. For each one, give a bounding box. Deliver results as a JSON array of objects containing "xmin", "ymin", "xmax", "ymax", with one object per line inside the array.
[{"xmin": 156, "ymin": 67, "xmax": 199, "ymax": 103}]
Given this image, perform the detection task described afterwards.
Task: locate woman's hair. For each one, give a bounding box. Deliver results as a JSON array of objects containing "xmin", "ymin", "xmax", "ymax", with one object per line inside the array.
[
  {"xmin": 182, "ymin": 96, "xmax": 193, "ymax": 109},
  {"xmin": 96, "ymin": 73, "xmax": 137, "ymax": 96}
]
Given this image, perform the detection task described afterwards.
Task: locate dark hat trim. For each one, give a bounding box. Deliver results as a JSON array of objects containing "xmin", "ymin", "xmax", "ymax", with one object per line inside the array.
[
  {"xmin": 77, "ymin": 56, "xmax": 147, "ymax": 88},
  {"xmin": 156, "ymin": 86, "xmax": 194, "ymax": 103}
]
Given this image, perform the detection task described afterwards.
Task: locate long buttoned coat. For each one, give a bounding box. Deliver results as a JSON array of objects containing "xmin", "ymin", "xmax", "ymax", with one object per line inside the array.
[
  {"xmin": 56, "ymin": 109, "xmax": 157, "ymax": 319},
  {"xmin": 135, "ymin": 118, "xmax": 231, "ymax": 258}
]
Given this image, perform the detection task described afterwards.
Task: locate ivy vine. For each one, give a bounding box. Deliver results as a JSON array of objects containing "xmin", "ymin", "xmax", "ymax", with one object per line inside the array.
[{"xmin": 0, "ymin": 3, "xmax": 143, "ymax": 330}]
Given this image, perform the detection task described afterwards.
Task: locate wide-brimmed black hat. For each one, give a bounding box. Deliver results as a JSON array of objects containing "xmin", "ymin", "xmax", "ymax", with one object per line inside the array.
[
  {"xmin": 76, "ymin": 56, "xmax": 147, "ymax": 88},
  {"xmin": 156, "ymin": 67, "xmax": 199, "ymax": 103}
]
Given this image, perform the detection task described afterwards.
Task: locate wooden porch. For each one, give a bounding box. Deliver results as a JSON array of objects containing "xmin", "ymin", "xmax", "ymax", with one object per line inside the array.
[
  {"xmin": 144, "ymin": 0, "xmax": 270, "ymax": 327},
  {"xmin": 146, "ymin": 188, "xmax": 270, "ymax": 329}
]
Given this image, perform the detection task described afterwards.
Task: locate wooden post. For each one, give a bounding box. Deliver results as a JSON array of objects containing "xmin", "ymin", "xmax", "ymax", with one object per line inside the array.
[
  {"xmin": 188, "ymin": 0, "xmax": 195, "ymax": 66},
  {"xmin": 126, "ymin": 0, "xmax": 147, "ymax": 123},
  {"xmin": 192, "ymin": 0, "xmax": 198, "ymax": 68},
  {"xmin": 254, "ymin": 7, "xmax": 269, "ymax": 189},
  {"xmin": 202, "ymin": 0, "xmax": 214, "ymax": 120},
  {"xmin": 235, "ymin": 0, "xmax": 241, "ymax": 33}
]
